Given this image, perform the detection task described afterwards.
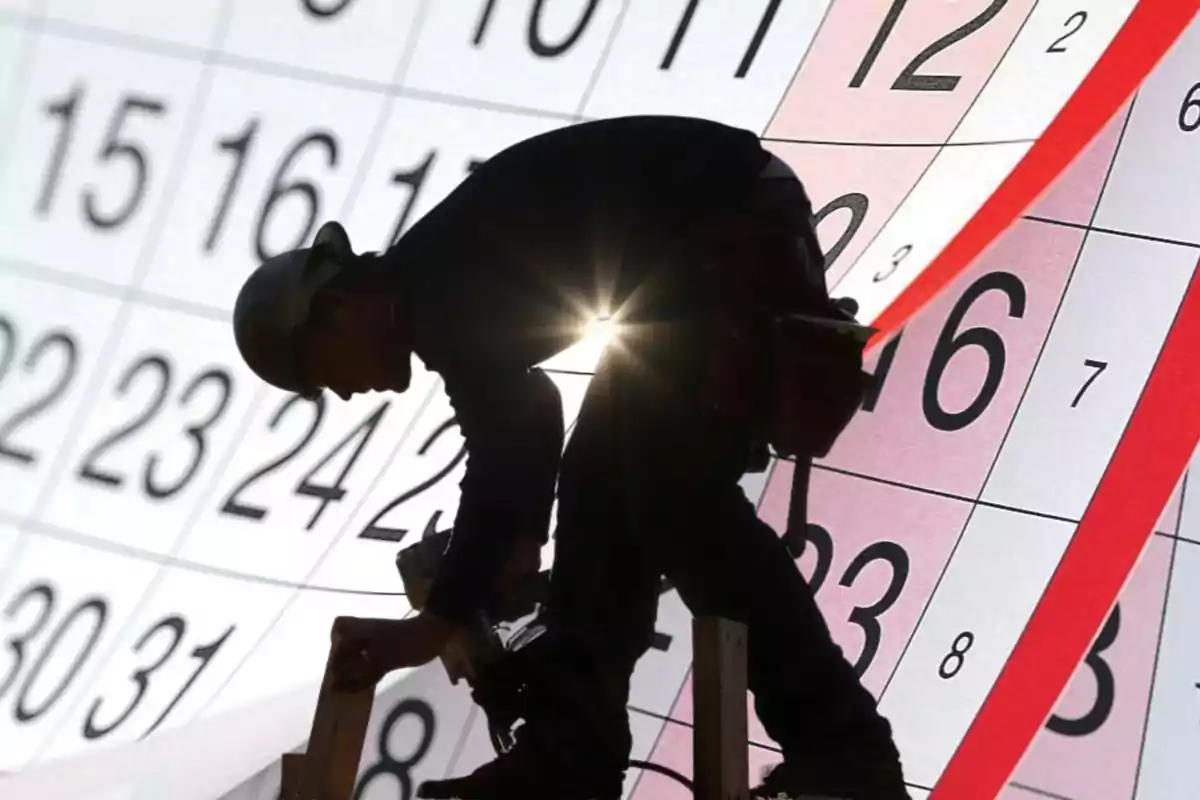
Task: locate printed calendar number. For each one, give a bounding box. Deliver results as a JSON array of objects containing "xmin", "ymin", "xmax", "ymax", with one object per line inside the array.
[
  {"xmin": 219, "ymin": 393, "xmax": 390, "ymax": 532},
  {"xmin": 353, "ymin": 698, "xmax": 436, "ymax": 800},
  {"xmin": 851, "ymin": 0, "xmax": 1011, "ymax": 92}
]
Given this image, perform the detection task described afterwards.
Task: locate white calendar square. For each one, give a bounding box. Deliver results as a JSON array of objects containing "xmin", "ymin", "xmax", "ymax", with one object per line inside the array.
[
  {"xmin": 581, "ymin": 0, "xmax": 826, "ymax": 132},
  {"xmin": 949, "ymin": 0, "xmax": 1137, "ymax": 143},
  {"xmin": 141, "ymin": 66, "xmax": 383, "ymax": 311},
  {"xmin": 222, "ymin": 0, "xmax": 424, "ymax": 85},
  {"xmin": 404, "ymin": 0, "xmax": 625, "ymax": 115},
  {"xmin": 1091, "ymin": 17, "xmax": 1200, "ymax": 245},
  {"xmin": 0, "ymin": 535, "xmax": 161, "ymax": 770},
  {"xmin": 877, "ymin": 505, "xmax": 1073, "ymax": 788},
  {"xmin": 0, "ymin": 273, "xmax": 124, "ymax": 520},
  {"xmin": 982, "ymin": 232, "xmax": 1198, "ymax": 522},
  {"xmin": 0, "ymin": 35, "xmax": 205, "ymax": 287},
  {"xmin": 33, "ymin": 568, "xmax": 288, "ymax": 763},
  {"xmin": 40, "ymin": 304, "xmax": 263, "ymax": 557}
]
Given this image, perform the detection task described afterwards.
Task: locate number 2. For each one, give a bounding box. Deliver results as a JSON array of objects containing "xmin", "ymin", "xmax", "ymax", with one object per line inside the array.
[{"xmin": 1047, "ymin": 11, "xmax": 1087, "ymax": 53}]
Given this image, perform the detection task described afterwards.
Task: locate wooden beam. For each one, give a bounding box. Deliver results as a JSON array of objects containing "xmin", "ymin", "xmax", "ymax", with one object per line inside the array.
[
  {"xmin": 692, "ymin": 616, "xmax": 749, "ymax": 800},
  {"xmin": 290, "ymin": 622, "xmax": 377, "ymax": 800}
]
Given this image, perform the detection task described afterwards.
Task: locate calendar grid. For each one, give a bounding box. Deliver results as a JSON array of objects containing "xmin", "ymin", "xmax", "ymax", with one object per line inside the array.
[
  {"xmin": 872, "ymin": 92, "xmax": 1141, "ymax": 706},
  {"xmin": 1128, "ymin": 473, "xmax": 1190, "ymax": 796},
  {"xmin": 1008, "ymin": 780, "xmax": 1075, "ymax": 800},
  {"xmin": 0, "ymin": 0, "xmax": 1169, "ymax": 790},
  {"xmin": 571, "ymin": 0, "xmax": 631, "ymax": 118},
  {"xmin": 0, "ymin": 0, "xmax": 244, "ymax": 593}
]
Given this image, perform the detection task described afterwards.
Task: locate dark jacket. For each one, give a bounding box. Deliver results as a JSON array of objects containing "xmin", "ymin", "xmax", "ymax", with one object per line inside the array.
[{"xmin": 382, "ymin": 115, "xmax": 772, "ymax": 624}]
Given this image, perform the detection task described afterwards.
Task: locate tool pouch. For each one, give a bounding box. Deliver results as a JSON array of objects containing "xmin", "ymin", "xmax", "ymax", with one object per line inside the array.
[{"xmin": 766, "ymin": 313, "xmax": 873, "ymax": 459}]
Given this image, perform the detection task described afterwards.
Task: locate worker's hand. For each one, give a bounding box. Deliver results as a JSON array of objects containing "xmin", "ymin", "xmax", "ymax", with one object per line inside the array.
[{"xmin": 329, "ymin": 613, "xmax": 459, "ymax": 692}]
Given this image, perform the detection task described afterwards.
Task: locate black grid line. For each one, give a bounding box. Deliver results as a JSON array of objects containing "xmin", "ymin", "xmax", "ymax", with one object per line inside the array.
[
  {"xmin": 3, "ymin": 513, "xmax": 406, "ymax": 596},
  {"xmin": 872, "ymin": 94, "xmax": 1139, "ymax": 707},
  {"xmin": 1130, "ymin": 472, "xmax": 1190, "ymax": 797},
  {"xmin": 1024, "ymin": 214, "xmax": 1200, "ymax": 251},
  {"xmin": 572, "ymin": 0, "xmax": 631, "ymax": 118},
  {"xmin": 1007, "ymin": 781, "xmax": 1078, "ymax": 800},
  {"xmin": 757, "ymin": 0, "xmax": 834, "ymax": 138}
]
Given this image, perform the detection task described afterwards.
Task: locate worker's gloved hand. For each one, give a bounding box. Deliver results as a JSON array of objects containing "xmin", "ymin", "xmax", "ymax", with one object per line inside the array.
[{"xmin": 329, "ymin": 613, "xmax": 459, "ymax": 692}]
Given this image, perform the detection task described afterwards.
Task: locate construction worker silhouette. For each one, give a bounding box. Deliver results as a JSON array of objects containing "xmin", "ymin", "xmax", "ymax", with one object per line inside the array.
[{"xmin": 231, "ymin": 115, "xmax": 910, "ymax": 800}]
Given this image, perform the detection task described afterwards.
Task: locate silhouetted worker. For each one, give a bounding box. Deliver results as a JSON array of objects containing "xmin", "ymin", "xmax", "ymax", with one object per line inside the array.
[{"xmin": 231, "ymin": 115, "xmax": 910, "ymax": 800}]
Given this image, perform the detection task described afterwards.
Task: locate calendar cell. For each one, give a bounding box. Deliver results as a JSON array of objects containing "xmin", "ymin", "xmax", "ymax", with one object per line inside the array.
[
  {"xmin": 1027, "ymin": 101, "xmax": 1127, "ymax": 227},
  {"xmin": 766, "ymin": 0, "xmax": 1033, "ymax": 145},
  {"xmin": 757, "ymin": 462, "xmax": 971, "ymax": 696},
  {"xmin": 762, "ymin": 140, "xmax": 937, "ymax": 289},
  {"xmin": 581, "ymin": 0, "xmax": 825, "ymax": 132},
  {"xmin": 0, "ymin": 274, "xmax": 123, "ymax": 520},
  {"xmin": 45, "ymin": 0, "xmax": 226, "ymax": 50},
  {"xmin": 176, "ymin": 365, "xmax": 440, "ymax": 585},
  {"xmin": 199, "ymin": 588, "xmax": 410, "ymax": 722},
  {"xmin": 1009, "ymin": 533, "xmax": 1172, "ymax": 800},
  {"xmin": 312, "ymin": 369, "xmax": 591, "ymax": 593},
  {"xmin": 836, "ymin": 140, "xmax": 1031, "ymax": 321},
  {"xmin": 949, "ymin": 0, "xmax": 1136, "ymax": 144},
  {"xmin": 0, "ymin": 36, "xmax": 205, "ymax": 286},
  {"xmin": 821, "ymin": 219, "xmax": 1080, "ymax": 498},
  {"xmin": 876, "ymin": 506, "xmax": 1073, "ymax": 788},
  {"xmin": 403, "ymin": 0, "xmax": 624, "ymax": 115},
  {"xmin": 1091, "ymin": 19, "xmax": 1200, "ymax": 246},
  {"xmin": 1133, "ymin": 537, "xmax": 1200, "ymax": 800},
  {"xmin": 141, "ymin": 68, "xmax": 381, "ymax": 311},
  {"xmin": 327, "ymin": 657, "xmax": 479, "ymax": 800},
  {"xmin": 0, "ymin": 536, "xmax": 160, "ymax": 770},
  {"xmin": 40, "ymin": 306, "xmax": 262, "ymax": 556},
  {"xmin": 341, "ymin": 96, "xmax": 565, "ymax": 255},
  {"xmin": 625, "ymin": 708, "xmax": 673, "ymax": 799},
  {"xmin": 982, "ymin": 233, "xmax": 1197, "ymax": 522},
  {"xmin": 222, "ymin": 0, "xmax": 423, "ymax": 85},
  {"xmin": 33, "ymin": 569, "xmax": 289, "ymax": 764}
]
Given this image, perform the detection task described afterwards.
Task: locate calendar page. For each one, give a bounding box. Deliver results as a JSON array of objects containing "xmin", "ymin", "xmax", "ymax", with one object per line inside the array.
[{"xmin": 0, "ymin": 1, "xmax": 1195, "ymax": 799}]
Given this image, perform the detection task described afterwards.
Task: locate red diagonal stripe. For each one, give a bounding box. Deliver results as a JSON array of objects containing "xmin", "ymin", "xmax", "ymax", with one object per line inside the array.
[
  {"xmin": 867, "ymin": 0, "xmax": 1200, "ymax": 354},
  {"xmin": 932, "ymin": 257, "xmax": 1200, "ymax": 800}
]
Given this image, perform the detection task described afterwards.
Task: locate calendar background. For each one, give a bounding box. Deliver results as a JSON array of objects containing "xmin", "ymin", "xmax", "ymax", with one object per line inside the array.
[{"xmin": 0, "ymin": 1, "xmax": 1198, "ymax": 798}]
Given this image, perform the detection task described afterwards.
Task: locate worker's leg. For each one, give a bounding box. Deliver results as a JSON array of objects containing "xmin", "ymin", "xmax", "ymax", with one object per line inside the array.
[{"xmin": 608, "ymin": 322, "xmax": 908, "ymax": 798}]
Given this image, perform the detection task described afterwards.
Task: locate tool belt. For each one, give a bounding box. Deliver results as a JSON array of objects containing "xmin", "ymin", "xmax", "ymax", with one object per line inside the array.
[{"xmin": 697, "ymin": 177, "xmax": 874, "ymax": 460}]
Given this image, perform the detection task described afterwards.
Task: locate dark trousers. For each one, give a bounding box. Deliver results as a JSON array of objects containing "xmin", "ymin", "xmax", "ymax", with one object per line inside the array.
[{"xmin": 538, "ymin": 309, "xmax": 900, "ymax": 785}]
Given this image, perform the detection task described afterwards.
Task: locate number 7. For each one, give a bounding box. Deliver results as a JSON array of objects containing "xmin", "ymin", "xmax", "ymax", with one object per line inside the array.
[{"xmin": 1071, "ymin": 359, "xmax": 1107, "ymax": 408}]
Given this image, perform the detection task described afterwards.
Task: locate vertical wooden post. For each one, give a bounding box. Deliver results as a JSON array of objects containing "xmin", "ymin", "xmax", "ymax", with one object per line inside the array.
[
  {"xmin": 286, "ymin": 624, "xmax": 377, "ymax": 800},
  {"xmin": 692, "ymin": 616, "xmax": 750, "ymax": 800},
  {"xmin": 279, "ymin": 752, "xmax": 306, "ymax": 800}
]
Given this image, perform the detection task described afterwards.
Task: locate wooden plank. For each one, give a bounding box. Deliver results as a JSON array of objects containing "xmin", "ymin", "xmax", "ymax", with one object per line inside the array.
[
  {"xmin": 295, "ymin": 622, "xmax": 377, "ymax": 800},
  {"xmin": 692, "ymin": 616, "xmax": 749, "ymax": 800},
  {"xmin": 279, "ymin": 752, "xmax": 306, "ymax": 800}
]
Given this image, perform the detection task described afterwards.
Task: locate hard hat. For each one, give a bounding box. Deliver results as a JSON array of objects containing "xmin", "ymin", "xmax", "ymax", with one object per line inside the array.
[{"xmin": 231, "ymin": 221, "xmax": 355, "ymax": 399}]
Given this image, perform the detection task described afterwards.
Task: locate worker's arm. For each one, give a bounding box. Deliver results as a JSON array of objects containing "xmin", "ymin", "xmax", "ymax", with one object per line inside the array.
[{"xmin": 422, "ymin": 364, "xmax": 564, "ymax": 626}]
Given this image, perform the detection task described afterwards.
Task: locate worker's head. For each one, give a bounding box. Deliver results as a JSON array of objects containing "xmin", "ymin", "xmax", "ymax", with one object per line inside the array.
[{"xmin": 232, "ymin": 221, "xmax": 413, "ymax": 402}]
